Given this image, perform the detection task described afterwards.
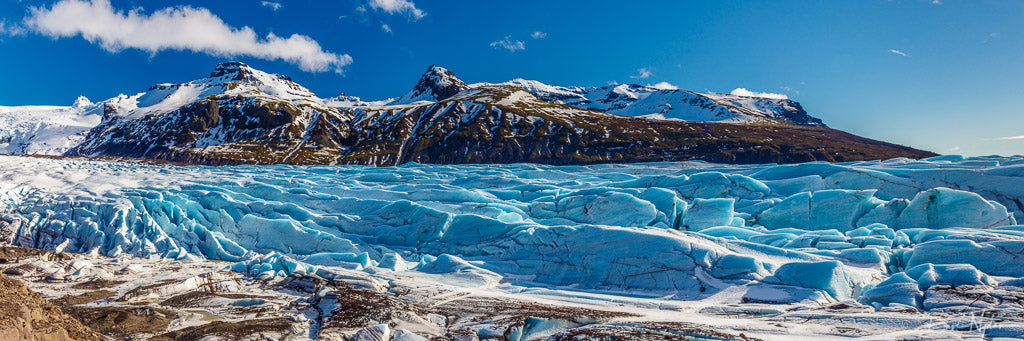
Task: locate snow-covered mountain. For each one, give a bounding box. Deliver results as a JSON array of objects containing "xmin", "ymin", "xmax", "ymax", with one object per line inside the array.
[
  {"xmin": 389, "ymin": 65, "xmax": 470, "ymax": 105},
  {"xmin": 69, "ymin": 62, "xmax": 355, "ymax": 164},
  {"xmin": 335, "ymin": 66, "xmax": 821, "ymax": 126},
  {"xmin": 0, "ymin": 97, "xmax": 103, "ymax": 155},
  {"xmin": 471, "ymin": 78, "xmax": 824, "ymax": 125},
  {"xmin": 330, "ymin": 66, "xmax": 921, "ymax": 165},
  {"xmin": 0, "ymin": 62, "xmax": 932, "ymax": 165}
]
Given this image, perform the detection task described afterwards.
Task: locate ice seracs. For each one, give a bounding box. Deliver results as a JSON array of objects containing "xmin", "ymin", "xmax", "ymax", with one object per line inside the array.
[{"xmin": 1, "ymin": 154, "xmax": 1022, "ymax": 313}]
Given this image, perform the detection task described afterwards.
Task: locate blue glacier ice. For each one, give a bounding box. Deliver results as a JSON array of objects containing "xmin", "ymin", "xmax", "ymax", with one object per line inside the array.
[
  {"xmin": 1, "ymin": 155, "xmax": 1024, "ymax": 309},
  {"xmin": 763, "ymin": 260, "xmax": 869, "ymax": 300}
]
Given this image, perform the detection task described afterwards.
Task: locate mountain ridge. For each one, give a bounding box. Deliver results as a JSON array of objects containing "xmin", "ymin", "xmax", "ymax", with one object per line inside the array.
[{"xmin": 1, "ymin": 62, "xmax": 935, "ymax": 165}]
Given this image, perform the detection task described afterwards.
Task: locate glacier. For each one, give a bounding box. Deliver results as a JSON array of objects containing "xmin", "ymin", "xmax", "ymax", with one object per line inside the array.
[{"xmin": 1, "ymin": 154, "xmax": 1023, "ymax": 317}]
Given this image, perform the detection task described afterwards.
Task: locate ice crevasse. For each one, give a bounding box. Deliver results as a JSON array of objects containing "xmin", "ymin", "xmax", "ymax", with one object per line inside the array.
[{"xmin": 1, "ymin": 155, "xmax": 1023, "ymax": 308}]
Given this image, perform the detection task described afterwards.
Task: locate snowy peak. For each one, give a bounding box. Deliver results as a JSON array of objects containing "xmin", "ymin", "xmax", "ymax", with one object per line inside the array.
[
  {"xmin": 204, "ymin": 62, "xmax": 318, "ymax": 99},
  {"xmin": 699, "ymin": 92, "xmax": 822, "ymax": 126},
  {"xmin": 90, "ymin": 61, "xmax": 328, "ymax": 122},
  {"xmin": 477, "ymin": 78, "xmax": 824, "ymax": 126},
  {"xmin": 207, "ymin": 61, "xmax": 292, "ymax": 87},
  {"xmin": 208, "ymin": 61, "xmax": 257, "ymax": 79},
  {"xmin": 391, "ymin": 65, "xmax": 470, "ymax": 104},
  {"xmin": 72, "ymin": 96, "xmax": 93, "ymax": 108}
]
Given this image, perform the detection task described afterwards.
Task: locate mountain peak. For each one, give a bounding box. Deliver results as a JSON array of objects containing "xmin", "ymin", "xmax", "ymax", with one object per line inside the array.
[
  {"xmin": 72, "ymin": 95, "xmax": 93, "ymax": 108},
  {"xmin": 200, "ymin": 62, "xmax": 316, "ymax": 100},
  {"xmin": 209, "ymin": 61, "xmax": 257, "ymax": 80},
  {"xmin": 391, "ymin": 65, "xmax": 469, "ymax": 104},
  {"xmin": 415, "ymin": 65, "xmax": 468, "ymax": 99}
]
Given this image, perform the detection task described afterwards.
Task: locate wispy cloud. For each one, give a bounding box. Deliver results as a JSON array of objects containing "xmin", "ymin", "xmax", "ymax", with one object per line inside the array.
[
  {"xmin": 260, "ymin": 1, "xmax": 282, "ymax": 12},
  {"xmin": 931, "ymin": 0, "xmax": 942, "ymax": 4},
  {"xmin": 996, "ymin": 135, "xmax": 1024, "ymax": 140},
  {"xmin": 650, "ymin": 82, "xmax": 678, "ymax": 90},
  {"xmin": 381, "ymin": 23, "xmax": 392, "ymax": 33},
  {"xmin": 983, "ymin": 32, "xmax": 999, "ymax": 43},
  {"xmin": 530, "ymin": 31, "xmax": 547, "ymax": 39},
  {"xmin": 730, "ymin": 88, "xmax": 789, "ymax": 100},
  {"xmin": 367, "ymin": 0, "xmax": 425, "ymax": 20},
  {"xmin": 490, "ymin": 36, "xmax": 525, "ymax": 52},
  {"xmin": 0, "ymin": 19, "xmax": 25, "ymax": 36},
  {"xmin": 888, "ymin": 49, "xmax": 909, "ymax": 57},
  {"xmin": 23, "ymin": 0, "xmax": 352, "ymax": 73},
  {"xmin": 629, "ymin": 67, "xmax": 652, "ymax": 79}
]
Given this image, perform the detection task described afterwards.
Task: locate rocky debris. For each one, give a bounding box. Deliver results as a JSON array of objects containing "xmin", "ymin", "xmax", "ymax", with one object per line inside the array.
[
  {"xmin": 62, "ymin": 306, "xmax": 179, "ymax": 338},
  {"xmin": 150, "ymin": 318, "xmax": 302, "ymax": 341},
  {"xmin": 118, "ymin": 271, "xmax": 241, "ymax": 301},
  {"xmin": 71, "ymin": 278, "xmax": 126, "ymax": 290},
  {"xmin": 51, "ymin": 290, "xmax": 116, "ymax": 307},
  {"xmin": 0, "ymin": 273, "xmax": 104, "ymax": 341},
  {"xmin": 1, "ymin": 244, "xmax": 1023, "ymax": 340},
  {"xmin": 0, "ymin": 244, "xmax": 768, "ymax": 340},
  {"xmin": 0, "ymin": 246, "xmax": 69, "ymax": 263},
  {"xmin": 549, "ymin": 322, "xmax": 762, "ymax": 341}
]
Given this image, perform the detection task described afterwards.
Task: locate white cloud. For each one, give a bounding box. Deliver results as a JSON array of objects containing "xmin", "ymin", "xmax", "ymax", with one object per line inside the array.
[
  {"xmin": 23, "ymin": 0, "xmax": 351, "ymax": 73},
  {"xmin": 650, "ymin": 82, "xmax": 678, "ymax": 90},
  {"xmin": 0, "ymin": 19, "xmax": 25, "ymax": 36},
  {"xmin": 531, "ymin": 31, "xmax": 547, "ymax": 39},
  {"xmin": 629, "ymin": 67, "xmax": 652, "ymax": 79},
  {"xmin": 260, "ymin": 1, "xmax": 282, "ymax": 11},
  {"xmin": 368, "ymin": 0, "xmax": 425, "ymax": 20},
  {"xmin": 381, "ymin": 23, "xmax": 392, "ymax": 33},
  {"xmin": 888, "ymin": 49, "xmax": 909, "ymax": 57},
  {"xmin": 490, "ymin": 36, "xmax": 525, "ymax": 52},
  {"xmin": 730, "ymin": 88, "xmax": 789, "ymax": 100},
  {"xmin": 996, "ymin": 135, "xmax": 1024, "ymax": 140},
  {"xmin": 931, "ymin": 0, "xmax": 942, "ymax": 4}
]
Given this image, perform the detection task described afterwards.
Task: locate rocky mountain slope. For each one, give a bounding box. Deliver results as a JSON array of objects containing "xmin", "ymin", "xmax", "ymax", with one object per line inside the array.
[
  {"xmin": 6, "ymin": 63, "xmax": 934, "ymax": 165},
  {"xmin": 339, "ymin": 82, "xmax": 927, "ymax": 166},
  {"xmin": 1, "ymin": 266, "xmax": 104, "ymax": 341},
  {"xmin": 67, "ymin": 62, "xmax": 356, "ymax": 165}
]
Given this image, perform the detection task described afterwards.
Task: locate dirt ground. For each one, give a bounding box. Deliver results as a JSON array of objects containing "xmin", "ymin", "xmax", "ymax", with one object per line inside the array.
[{"xmin": 0, "ymin": 274, "xmax": 104, "ymax": 341}]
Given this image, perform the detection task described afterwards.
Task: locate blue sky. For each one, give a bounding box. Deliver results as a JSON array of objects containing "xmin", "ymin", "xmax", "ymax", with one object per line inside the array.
[{"xmin": 1, "ymin": 0, "xmax": 1022, "ymax": 156}]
